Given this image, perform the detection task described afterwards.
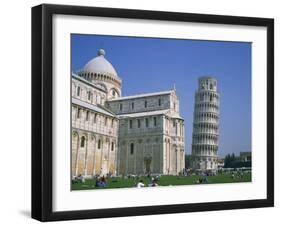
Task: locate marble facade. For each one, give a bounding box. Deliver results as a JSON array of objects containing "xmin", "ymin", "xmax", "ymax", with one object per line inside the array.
[{"xmin": 71, "ymin": 49, "xmax": 185, "ymax": 177}]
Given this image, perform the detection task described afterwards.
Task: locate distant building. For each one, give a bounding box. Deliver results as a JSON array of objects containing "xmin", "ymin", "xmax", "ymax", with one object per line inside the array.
[
  {"xmin": 191, "ymin": 77, "xmax": 220, "ymax": 171},
  {"xmin": 239, "ymin": 152, "xmax": 252, "ymax": 162},
  {"xmin": 71, "ymin": 49, "xmax": 185, "ymax": 178}
]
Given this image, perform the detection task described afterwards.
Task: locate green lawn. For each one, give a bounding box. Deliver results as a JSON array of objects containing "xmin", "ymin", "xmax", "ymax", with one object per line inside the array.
[{"xmin": 71, "ymin": 173, "xmax": 251, "ymax": 190}]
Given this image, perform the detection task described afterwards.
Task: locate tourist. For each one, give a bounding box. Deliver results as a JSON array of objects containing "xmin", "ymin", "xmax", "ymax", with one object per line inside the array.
[
  {"xmin": 95, "ymin": 177, "xmax": 100, "ymax": 187},
  {"xmin": 136, "ymin": 180, "xmax": 145, "ymax": 188},
  {"xmin": 152, "ymin": 179, "xmax": 158, "ymax": 187},
  {"xmin": 95, "ymin": 177, "xmax": 106, "ymax": 188},
  {"xmin": 203, "ymin": 174, "xmax": 208, "ymax": 183},
  {"xmin": 76, "ymin": 174, "xmax": 85, "ymax": 183},
  {"xmin": 101, "ymin": 176, "xmax": 107, "ymax": 186}
]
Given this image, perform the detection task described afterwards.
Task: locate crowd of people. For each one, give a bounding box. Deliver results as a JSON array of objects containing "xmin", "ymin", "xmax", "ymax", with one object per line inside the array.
[
  {"xmin": 72, "ymin": 173, "xmax": 161, "ymax": 188},
  {"xmin": 136, "ymin": 177, "xmax": 159, "ymax": 188},
  {"xmin": 72, "ymin": 174, "xmax": 85, "ymax": 183},
  {"xmin": 72, "ymin": 168, "xmax": 250, "ymax": 189},
  {"xmin": 95, "ymin": 176, "xmax": 107, "ymax": 187},
  {"xmin": 231, "ymin": 170, "xmax": 245, "ymax": 179}
]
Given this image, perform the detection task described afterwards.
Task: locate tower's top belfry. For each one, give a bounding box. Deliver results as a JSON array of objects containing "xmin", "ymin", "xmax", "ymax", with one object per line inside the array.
[{"xmin": 198, "ymin": 76, "xmax": 218, "ymax": 92}]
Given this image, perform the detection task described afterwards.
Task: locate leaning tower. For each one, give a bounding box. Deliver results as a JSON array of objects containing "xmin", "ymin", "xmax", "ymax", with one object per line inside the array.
[{"xmin": 191, "ymin": 77, "xmax": 219, "ymax": 172}]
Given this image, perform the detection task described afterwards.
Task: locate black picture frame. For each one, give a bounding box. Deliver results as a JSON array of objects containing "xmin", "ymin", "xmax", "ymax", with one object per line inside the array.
[{"xmin": 31, "ymin": 3, "xmax": 274, "ymax": 222}]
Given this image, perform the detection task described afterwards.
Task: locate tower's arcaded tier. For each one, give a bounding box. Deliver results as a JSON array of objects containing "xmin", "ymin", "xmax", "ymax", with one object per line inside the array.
[{"xmin": 191, "ymin": 77, "xmax": 219, "ymax": 172}]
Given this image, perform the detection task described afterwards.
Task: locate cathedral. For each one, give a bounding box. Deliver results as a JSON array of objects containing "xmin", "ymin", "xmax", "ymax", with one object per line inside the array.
[{"xmin": 71, "ymin": 49, "xmax": 185, "ymax": 178}]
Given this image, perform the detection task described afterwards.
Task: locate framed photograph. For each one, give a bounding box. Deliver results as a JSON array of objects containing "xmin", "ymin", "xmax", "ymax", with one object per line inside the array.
[{"xmin": 32, "ymin": 4, "xmax": 274, "ymax": 221}]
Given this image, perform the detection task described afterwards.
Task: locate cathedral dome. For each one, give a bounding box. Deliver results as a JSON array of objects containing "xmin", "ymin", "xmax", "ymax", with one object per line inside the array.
[{"xmin": 81, "ymin": 49, "xmax": 119, "ymax": 79}]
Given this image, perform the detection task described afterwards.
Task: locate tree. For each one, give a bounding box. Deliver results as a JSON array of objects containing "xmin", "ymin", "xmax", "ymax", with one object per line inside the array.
[
  {"xmin": 224, "ymin": 153, "xmax": 237, "ymax": 168},
  {"xmin": 224, "ymin": 153, "xmax": 252, "ymax": 168},
  {"xmin": 185, "ymin": 154, "xmax": 192, "ymax": 169}
]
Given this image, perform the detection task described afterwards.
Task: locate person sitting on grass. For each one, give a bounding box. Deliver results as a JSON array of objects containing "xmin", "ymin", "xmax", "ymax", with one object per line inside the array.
[
  {"xmin": 95, "ymin": 176, "xmax": 107, "ymax": 188},
  {"xmin": 195, "ymin": 177, "xmax": 203, "ymax": 184},
  {"xmin": 101, "ymin": 176, "xmax": 107, "ymax": 184},
  {"xmin": 240, "ymin": 171, "xmax": 244, "ymax": 178},
  {"xmin": 76, "ymin": 174, "xmax": 85, "ymax": 183},
  {"xmin": 136, "ymin": 180, "xmax": 145, "ymax": 188},
  {"xmin": 151, "ymin": 179, "xmax": 159, "ymax": 187},
  {"xmin": 95, "ymin": 177, "xmax": 100, "ymax": 187},
  {"xmin": 203, "ymin": 174, "xmax": 208, "ymax": 183}
]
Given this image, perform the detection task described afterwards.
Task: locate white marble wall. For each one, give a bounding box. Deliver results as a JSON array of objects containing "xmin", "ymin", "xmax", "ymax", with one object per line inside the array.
[
  {"xmin": 72, "ymin": 77, "xmax": 107, "ymax": 106},
  {"xmin": 113, "ymin": 92, "xmax": 185, "ymax": 175},
  {"xmin": 72, "ymin": 75, "xmax": 185, "ymax": 177},
  {"xmin": 117, "ymin": 115, "xmax": 163, "ymax": 175},
  {"xmin": 191, "ymin": 77, "xmax": 219, "ymax": 171},
  {"xmin": 78, "ymin": 70, "xmax": 122, "ymax": 100},
  {"xmin": 107, "ymin": 94, "xmax": 171, "ymax": 114},
  {"xmin": 71, "ymin": 77, "xmax": 119, "ymax": 177}
]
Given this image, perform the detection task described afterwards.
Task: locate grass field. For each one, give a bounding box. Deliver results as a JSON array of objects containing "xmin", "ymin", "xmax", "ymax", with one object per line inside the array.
[{"xmin": 71, "ymin": 173, "xmax": 251, "ymax": 190}]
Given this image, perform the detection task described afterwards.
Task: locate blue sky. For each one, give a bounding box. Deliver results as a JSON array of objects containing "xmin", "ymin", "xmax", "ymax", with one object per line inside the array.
[{"xmin": 71, "ymin": 34, "xmax": 252, "ymax": 158}]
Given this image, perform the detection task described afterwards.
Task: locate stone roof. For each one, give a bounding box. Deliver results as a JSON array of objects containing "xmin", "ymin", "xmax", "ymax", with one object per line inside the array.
[
  {"xmin": 72, "ymin": 98, "xmax": 116, "ymax": 117},
  {"xmin": 108, "ymin": 90, "xmax": 175, "ymax": 101},
  {"xmin": 80, "ymin": 49, "xmax": 120, "ymax": 79},
  {"xmin": 117, "ymin": 109, "xmax": 183, "ymax": 120}
]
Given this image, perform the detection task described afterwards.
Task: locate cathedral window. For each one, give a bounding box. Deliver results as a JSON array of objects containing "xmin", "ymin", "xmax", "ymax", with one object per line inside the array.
[
  {"xmin": 210, "ymin": 83, "xmax": 214, "ymax": 90},
  {"xmin": 145, "ymin": 118, "xmax": 149, "ymax": 127},
  {"xmin": 153, "ymin": 117, "xmax": 157, "ymax": 127},
  {"xmin": 94, "ymin": 113, "xmax": 97, "ymax": 123},
  {"xmin": 77, "ymin": 108, "xmax": 81, "ymax": 119},
  {"xmin": 111, "ymin": 142, "xmax": 114, "ymax": 151},
  {"xmin": 87, "ymin": 91, "xmax": 91, "ymax": 101},
  {"xmin": 77, "ymin": 86, "xmax": 80, "ymax": 96},
  {"xmin": 158, "ymin": 98, "xmax": 161, "ymax": 106},
  {"xmin": 144, "ymin": 100, "xmax": 147, "ymax": 108},
  {"xmin": 119, "ymin": 103, "xmax": 123, "ymax": 111},
  {"xmin": 105, "ymin": 117, "xmax": 108, "ymax": 126},
  {"xmin": 131, "ymin": 102, "xmax": 134, "ymax": 110},
  {"xmin": 137, "ymin": 119, "xmax": 141, "ymax": 128},
  {"xmin": 130, "ymin": 143, "xmax": 134, "ymax": 154},
  {"xmin": 98, "ymin": 139, "xmax": 101, "ymax": 149},
  {"xmin": 112, "ymin": 90, "xmax": 116, "ymax": 97},
  {"xmin": 129, "ymin": 120, "xmax": 133, "ymax": 129},
  {"xmin": 86, "ymin": 111, "xmax": 90, "ymax": 121},
  {"xmin": 80, "ymin": 136, "xmax": 85, "ymax": 147}
]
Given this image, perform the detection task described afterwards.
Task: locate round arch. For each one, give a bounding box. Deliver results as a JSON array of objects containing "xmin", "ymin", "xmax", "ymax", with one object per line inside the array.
[{"xmin": 109, "ymin": 87, "xmax": 120, "ymax": 98}]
